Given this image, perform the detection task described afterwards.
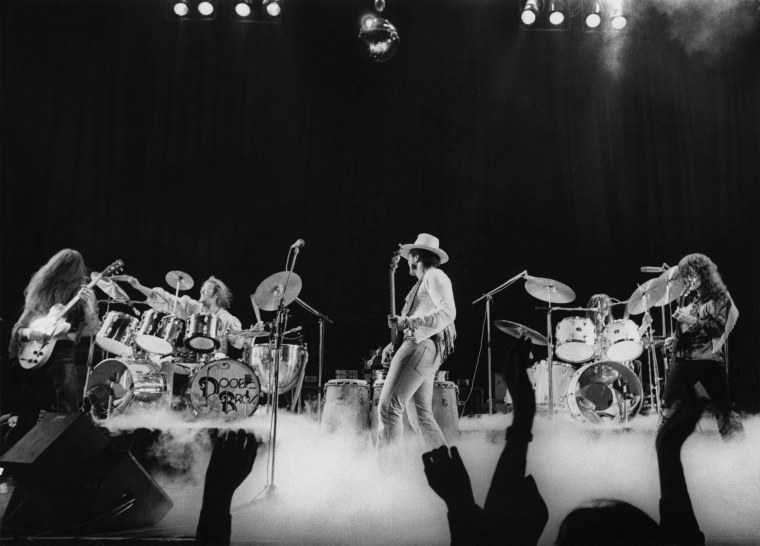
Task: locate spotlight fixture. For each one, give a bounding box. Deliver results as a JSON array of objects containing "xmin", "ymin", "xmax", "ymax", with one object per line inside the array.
[
  {"xmin": 358, "ymin": 0, "xmax": 400, "ymax": 62},
  {"xmin": 548, "ymin": 0, "xmax": 566, "ymax": 25},
  {"xmin": 172, "ymin": 0, "xmax": 189, "ymax": 16},
  {"xmin": 584, "ymin": 1, "xmax": 602, "ymax": 28},
  {"xmin": 234, "ymin": 0, "xmax": 252, "ymax": 17},
  {"xmin": 263, "ymin": 0, "xmax": 281, "ymax": 17},
  {"xmin": 608, "ymin": 0, "xmax": 627, "ymax": 29},
  {"xmin": 197, "ymin": 0, "xmax": 215, "ymax": 15},
  {"xmin": 521, "ymin": 0, "xmax": 542, "ymax": 26}
]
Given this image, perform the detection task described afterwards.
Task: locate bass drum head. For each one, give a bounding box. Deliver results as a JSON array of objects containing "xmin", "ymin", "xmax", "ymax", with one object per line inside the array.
[
  {"xmin": 188, "ymin": 358, "xmax": 261, "ymax": 420},
  {"xmin": 85, "ymin": 358, "xmax": 166, "ymax": 419},
  {"xmin": 565, "ymin": 361, "xmax": 643, "ymax": 424}
]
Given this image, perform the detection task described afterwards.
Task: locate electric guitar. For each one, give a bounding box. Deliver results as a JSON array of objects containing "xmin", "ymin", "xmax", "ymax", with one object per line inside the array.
[
  {"xmin": 383, "ymin": 247, "xmax": 402, "ymax": 366},
  {"xmin": 18, "ymin": 259, "xmax": 124, "ymax": 370},
  {"xmin": 668, "ymin": 280, "xmax": 697, "ymax": 358}
]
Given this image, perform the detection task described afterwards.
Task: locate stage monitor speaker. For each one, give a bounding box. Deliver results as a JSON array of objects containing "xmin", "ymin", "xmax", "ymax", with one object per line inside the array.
[{"xmin": 0, "ymin": 413, "xmax": 173, "ymax": 535}]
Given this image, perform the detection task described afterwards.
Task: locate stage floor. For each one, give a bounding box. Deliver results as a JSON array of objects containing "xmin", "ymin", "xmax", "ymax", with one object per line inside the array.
[{"xmin": 1, "ymin": 410, "xmax": 759, "ymax": 545}]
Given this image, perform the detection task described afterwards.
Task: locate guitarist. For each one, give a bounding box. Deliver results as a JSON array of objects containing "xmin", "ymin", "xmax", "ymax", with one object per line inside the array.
[
  {"xmin": 377, "ymin": 233, "xmax": 456, "ymax": 449},
  {"xmin": 661, "ymin": 253, "xmax": 743, "ymax": 440},
  {"xmin": 5, "ymin": 249, "xmax": 100, "ymax": 449}
]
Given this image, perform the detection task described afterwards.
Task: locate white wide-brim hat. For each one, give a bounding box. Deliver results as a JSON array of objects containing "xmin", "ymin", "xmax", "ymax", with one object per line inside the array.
[{"xmin": 399, "ymin": 233, "xmax": 449, "ymax": 265}]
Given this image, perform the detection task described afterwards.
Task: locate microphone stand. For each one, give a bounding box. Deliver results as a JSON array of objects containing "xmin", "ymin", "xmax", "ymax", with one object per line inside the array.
[
  {"xmin": 294, "ymin": 297, "xmax": 332, "ymax": 419},
  {"xmin": 264, "ymin": 246, "xmax": 299, "ymax": 494},
  {"xmin": 472, "ymin": 270, "xmax": 528, "ymax": 415}
]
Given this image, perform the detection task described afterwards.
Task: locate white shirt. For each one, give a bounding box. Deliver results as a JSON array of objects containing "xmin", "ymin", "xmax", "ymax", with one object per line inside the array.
[{"xmin": 404, "ymin": 268, "xmax": 456, "ymax": 344}]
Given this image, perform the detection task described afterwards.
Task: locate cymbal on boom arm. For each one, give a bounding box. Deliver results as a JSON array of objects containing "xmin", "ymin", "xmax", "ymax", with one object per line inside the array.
[{"xmin": 524, "ymin": 275, "xmax": 576, "ymax": 304}]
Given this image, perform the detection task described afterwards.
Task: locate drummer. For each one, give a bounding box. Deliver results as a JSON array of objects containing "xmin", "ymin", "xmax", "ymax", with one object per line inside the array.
[
  {"xmin": 586, "ymin": 293, "xmax": 613, "ymax": 333},
  {"xmin": 116, "ymin": 274, "xmax": 249, "ymax": 356}
]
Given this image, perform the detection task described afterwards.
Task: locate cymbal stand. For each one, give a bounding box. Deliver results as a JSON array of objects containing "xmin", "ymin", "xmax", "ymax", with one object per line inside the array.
[
  {"xmin": 294, "ymin": 297, "xmax": 332, "ymax": 419},
  {"xmin": 545, "ymin": 292, "xmax": 556, "ymax": 418},
  {"xmin": 642, "ymin": 306, "xmax": 662, "ymax": 414},
  {"xmin": 472, "ymin": 270, "xmax": 528, "ymax": 415}
]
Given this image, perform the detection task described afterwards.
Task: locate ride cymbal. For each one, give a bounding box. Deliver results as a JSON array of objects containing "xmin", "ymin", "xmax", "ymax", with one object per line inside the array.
[{"xmin": 165, "ymin": 270, "xmax": 194, "ymax": 291}]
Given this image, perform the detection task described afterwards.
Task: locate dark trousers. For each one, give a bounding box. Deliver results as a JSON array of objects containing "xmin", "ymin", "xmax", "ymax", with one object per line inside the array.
[{"xmin": 662, "ymin": 358, "xmax": 741, "ymax": 438}]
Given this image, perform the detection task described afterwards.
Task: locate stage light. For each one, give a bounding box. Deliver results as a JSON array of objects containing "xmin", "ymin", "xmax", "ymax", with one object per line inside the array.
[
  {"xmin": 521, "ymin": 0, "xmax": 541, "ymax": 26},
  {"xmin": 234, "ymin": 0, "xmax": 252, "ymax": 16},
  {"xmin": 358, "ymin": 15, "xmax": 400, "ymax": 62},
  {"xmin": 610, "ymin": 10, "xmax": 626, "ymax": 29},
  {"xmin": 585, "ymin": 1, "xmax": 602, "ymax": 28},
  {"xmin": 173, "ymin": 0, "xmax": 189, "ymax": 16},
  {"xmin": 263, "ymin": 0, "xmax": 281, "ymax": 17},
  {"xmin": 198, "ymin": 0, "xmax": 214, "ymax": 15},
  {"xmin": 548, "ymin": 0, "xmax": 566, "ymax": 25}
]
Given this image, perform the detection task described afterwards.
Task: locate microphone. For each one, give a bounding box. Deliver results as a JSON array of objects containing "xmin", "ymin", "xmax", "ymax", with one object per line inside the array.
[{"xmin": 291, "ymin": 239, "xmax": 305, "ymax": 249}]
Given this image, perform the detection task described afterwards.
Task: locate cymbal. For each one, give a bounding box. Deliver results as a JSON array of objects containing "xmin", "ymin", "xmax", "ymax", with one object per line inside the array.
[
  {"xmin": 626, "ymin": 277, "xmax": 665, "ymax": 315},
  {"xmin": 652, "ymin": 266, "xmax": 684, "ymax": 307},
  {"xmin": 92, "ymin": 273, "xmax": 129, "ymax": 302},
  {"xmin": 494, "ymin": 320, "xmax": 548, "ymax": 346},
  {"xmin": 252, "ymin": 272, "xmax": 302, "ymax": 311},
  {"xmin": 165, "ymin": 270, "xmax": 194, "ymax": 291},
  {"xmin": 524, "ymin": 276, "xmax": 576, "ymax": 304}
]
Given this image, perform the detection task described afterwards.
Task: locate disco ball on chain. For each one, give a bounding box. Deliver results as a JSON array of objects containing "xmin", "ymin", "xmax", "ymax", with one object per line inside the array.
[{"xmin": 357, "ymin": 0, "xmax": 400, "ymax": 62}]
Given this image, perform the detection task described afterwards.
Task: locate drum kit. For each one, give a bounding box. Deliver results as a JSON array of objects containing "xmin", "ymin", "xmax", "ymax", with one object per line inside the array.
[
  {"xmin": 85, "ymin": 269, "xmax": 310, "ymax": 422},
  {"xmin": 490, "ymin": 266, "xmax": 685, "ymax": 425}
]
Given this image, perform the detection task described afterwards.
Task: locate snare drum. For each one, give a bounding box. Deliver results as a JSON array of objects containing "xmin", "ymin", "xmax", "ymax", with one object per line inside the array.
[
  {"xmin": 555, "ymin": 317, "xmax": 596, "ymax": 363},
  {"xmin": 96, "ymin": 311, "xmax": 139, "ymax": 356},
  {"xmin": 248, "ymin": 343, "xmax": 308, "ymax": 394},
  {"xmin": 565, "ymin": 360, "xmax": 643, "ymax": 424},
  {"xmin": 321, "ymin": 379, "xmax": 371, "ymax": 434},
  {"xmin": 185, "ymin": 313, "xmax": 221, "ymax": 353},
  {"xmin": 86, "ymin": 358, "xmax": 167, "ymax": 418},
  {"xmin": 603, "ymin": 319, "xmax": 643, "ymax": 362},
  {"xmin": 188, "ymin": 358, "xmax": 261, "ymax": 419}
]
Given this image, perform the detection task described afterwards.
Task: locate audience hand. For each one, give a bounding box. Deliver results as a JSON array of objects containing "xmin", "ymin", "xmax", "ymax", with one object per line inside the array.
[
  {"xmin": 203, "ymin": 428, "xmax": 259, "ymax": 505},
  {"xmin": 422, "ymin": 446, "xmax": 475, "ymax": 511}
]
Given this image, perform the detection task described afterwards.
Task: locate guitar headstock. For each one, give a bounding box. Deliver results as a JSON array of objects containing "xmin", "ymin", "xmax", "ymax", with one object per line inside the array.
[
  {"xmin": 389, "ymin": 246, "xmax": 402, "ymax": 272},
  {"xmin": 105, "ymin": 259, "xmax": 124, "ymax": 276}
]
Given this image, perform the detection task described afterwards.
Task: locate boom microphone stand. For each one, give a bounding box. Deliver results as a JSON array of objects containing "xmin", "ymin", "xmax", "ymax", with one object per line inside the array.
[{"xmin": 472, "ymin": 270, "xmax": 528, "ymax": 414}]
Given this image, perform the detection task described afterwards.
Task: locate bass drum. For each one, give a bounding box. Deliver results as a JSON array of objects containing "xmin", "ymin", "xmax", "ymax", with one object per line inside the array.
[
  {"xmin": 565, "ymin": 361, "xmax": 643, "ymax": 424},
  {"xmin": 320, "ymin": 379, "xmax": 371, "ymax": 434},
  {"xmin": 85, "ymin": 358, "xmax": 167, "ymax": 419},
  {"xmin": 188, "ymin": 358, "xmax": 261, "ymax": 420},
  {"xmin": 248, "ymin": 343, "xmax": 308, "ymax": 394},
  {"xmin": 529, "ymin": 360, "xmax": 576, "ymax": 410}
]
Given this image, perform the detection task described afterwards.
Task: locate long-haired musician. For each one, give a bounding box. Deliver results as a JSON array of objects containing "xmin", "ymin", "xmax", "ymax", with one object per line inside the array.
[
  {"xmin": 378, "ymin": 233, "xmax": 456, "ymax": 449},
  {"xmin": 5, "ymin": 249, "xmax": 100, "ymax": 448},
  {"xmin": 662, "ymin": 253, "xmax": 743, "ymax": 439}
]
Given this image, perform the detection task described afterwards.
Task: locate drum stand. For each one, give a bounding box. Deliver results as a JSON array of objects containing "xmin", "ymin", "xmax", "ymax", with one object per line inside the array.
[
  {"xmin": 472, "ymin": 270, "xmax": 528, "ymax": 415},
  {"xmin": 294, "ymin": 297, "xmax": 332, "ymax": 418}
]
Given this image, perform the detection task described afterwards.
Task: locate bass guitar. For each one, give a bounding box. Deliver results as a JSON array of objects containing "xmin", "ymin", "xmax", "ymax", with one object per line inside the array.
[
  {"xmin": 18, "ymin": 259, "xmax": 124, "ymax": 370},
  {"xmin": 383, "ymin": 247, "xmax": 402, "ymax": 366}
]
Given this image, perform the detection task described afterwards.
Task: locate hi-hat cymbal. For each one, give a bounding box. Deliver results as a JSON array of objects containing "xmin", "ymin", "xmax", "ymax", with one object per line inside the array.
[
  {"xmin": 252, "ymin": 272, "xmax": 302, "ymax": 311},
  {"xmin": 92, "ymin": 273, "xmax": 129, "ymax": 302},
  {"xmin": 494, "ymin": 320, "xmax": 548, "ymax": 346},
  {"xmin": 165, "ymin": 270, "xmax": 194, "ymax": 291},
  {"xmin": 652, "ymin": 266, "xmax": 684, "ymax": 307},
  {"xmin": 524, "ymin": 276, "xmax": 576, "ymax": 304}
]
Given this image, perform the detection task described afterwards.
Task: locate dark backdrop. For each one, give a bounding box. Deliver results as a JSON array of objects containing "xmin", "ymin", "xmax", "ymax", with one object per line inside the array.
[{"xmin": 2, "ymin": 0, "xmax": 759, "ymax": 410}]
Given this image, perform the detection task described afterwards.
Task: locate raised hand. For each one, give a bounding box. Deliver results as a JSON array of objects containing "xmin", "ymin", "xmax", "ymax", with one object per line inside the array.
[
  {"xmin": 422, "ymin": 445, "xmax": 475, "ymax": 510},
  {"xmin": 203, "ymin": 429, "xmax": 259, "ymax": 505}
]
